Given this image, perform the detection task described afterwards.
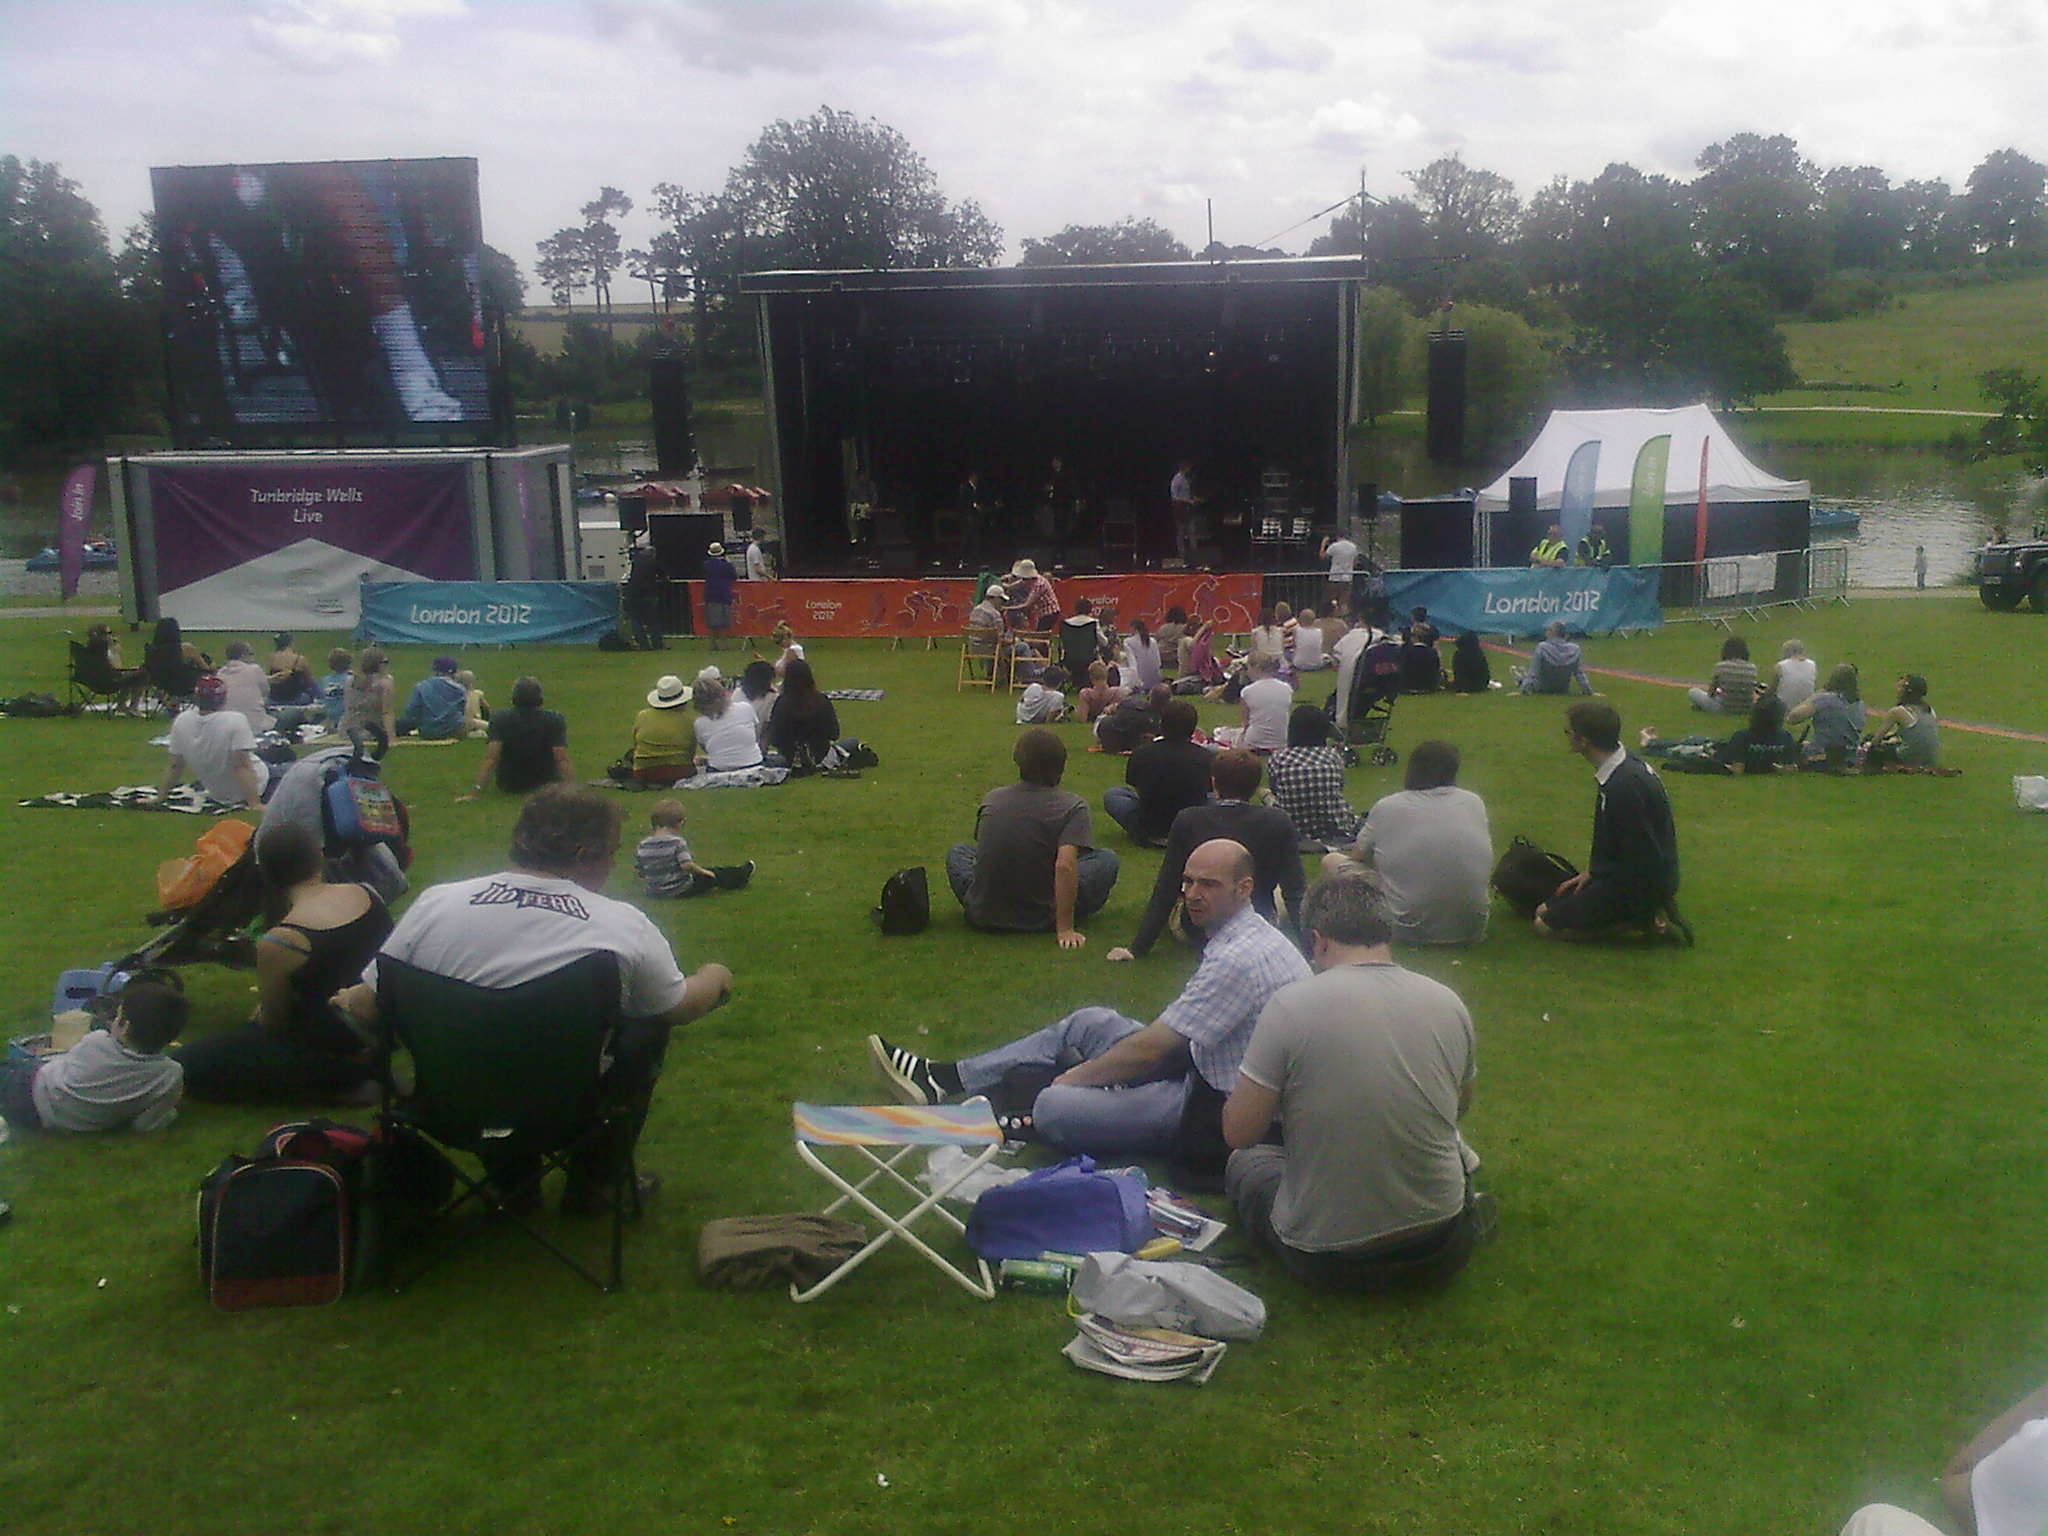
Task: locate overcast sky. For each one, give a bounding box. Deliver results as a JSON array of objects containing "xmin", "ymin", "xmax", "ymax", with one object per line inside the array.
[{"xmin": 7, "ymin": 0, "xmax": 2044, "ymax": 296}]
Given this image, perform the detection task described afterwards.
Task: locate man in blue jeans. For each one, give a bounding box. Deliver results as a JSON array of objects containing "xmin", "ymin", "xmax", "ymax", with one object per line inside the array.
[
  {"xmin": 874, "ymin": 839, "xmax": 1309, "ymax": 1165},
  {"xmin": 946, "ymin": 727, "xmax": 1118, "ymax": 950}
]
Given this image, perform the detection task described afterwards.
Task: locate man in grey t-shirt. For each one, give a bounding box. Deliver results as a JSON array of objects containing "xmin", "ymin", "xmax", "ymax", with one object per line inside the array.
[
  {"xmin": 946, "ymin": 728, "xmax": 1119, "ymax": 948},
  {"xmin": 1223, "ymin": 872, "xmax": 1488, "ymax": 1290},
  {"xmin": 1326, "ymin": 739, "xmax": 1491, "ymax": 945}
]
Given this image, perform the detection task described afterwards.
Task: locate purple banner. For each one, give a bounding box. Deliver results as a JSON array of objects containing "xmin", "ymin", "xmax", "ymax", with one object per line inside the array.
[
  {"xmin": 147, "ymin": 462, "xmax": 477, "ymax": 629},
  {"xmin": 58, "ymin": 464, "xmax": 96, "ymax": 600}
]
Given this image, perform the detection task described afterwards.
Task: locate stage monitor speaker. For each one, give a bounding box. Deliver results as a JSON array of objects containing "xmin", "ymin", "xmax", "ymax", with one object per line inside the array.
[
  {"xmin": 1427, "ymin": 332, "xmax": 1467, "ymax": 464},
  {"xmin": 647, "ymin": 510, "xmax": 717, "ymax": 581},
  {"xmin": 648, "ymin": 356, "xmax": 697, "ymax": 476}
]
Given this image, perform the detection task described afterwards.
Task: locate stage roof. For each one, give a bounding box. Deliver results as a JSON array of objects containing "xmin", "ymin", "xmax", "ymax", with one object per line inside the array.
[{"xmin": 740, "ymin": 256, "xmax": 1369, "ymax": 295}]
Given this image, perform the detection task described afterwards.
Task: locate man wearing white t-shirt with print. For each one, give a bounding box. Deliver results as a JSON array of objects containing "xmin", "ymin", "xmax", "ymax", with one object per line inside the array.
[
  {"xmin": 336, "ymin": 784, "xmax": 731, "ymax": 1215},
  {"xmin": 158, "ymin": 674, "xmax": 263, "ymax": 807}
]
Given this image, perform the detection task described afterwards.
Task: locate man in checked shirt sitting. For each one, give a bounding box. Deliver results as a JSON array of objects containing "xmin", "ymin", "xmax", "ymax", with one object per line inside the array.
[{"xmin": 869, "ymin": 839, "xmax": 1309, "ymax": 1177}]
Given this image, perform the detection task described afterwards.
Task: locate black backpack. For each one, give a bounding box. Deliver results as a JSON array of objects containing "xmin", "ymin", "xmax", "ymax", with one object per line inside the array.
[
  {"xmin": 873, "ymin": 867, "xmax": 930, "ymax": 936},
  {"xmin": 1490, "ymin": 837, "xmax": 1579, "ymax": 917},
  {"xmin": 196, "ymin": 1119, "xmax": 377, "ymax": 1311}
]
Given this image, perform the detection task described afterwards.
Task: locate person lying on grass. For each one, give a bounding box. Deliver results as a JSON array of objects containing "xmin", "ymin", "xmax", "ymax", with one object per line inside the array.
[
  {"xmin": 1, "ymin": 979, "xmax": 186, "ymax": 1134},
  {"xmin": 1637, "ymin": 692, "xmax": 1800, "ymax": 775},
  {"xmin": 874, "ymin": 838, "xmax": 1307, "ymax": 1171}
]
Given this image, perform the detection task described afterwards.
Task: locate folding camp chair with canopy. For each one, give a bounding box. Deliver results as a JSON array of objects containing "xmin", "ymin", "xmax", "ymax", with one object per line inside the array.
[
  {"xmin": 375, "ymin": 952, "xmax": 643, "ymax": 1294},
  {"xmin": 789, "ymin": 1098, "xmax": 1005, "ymax": 1303}
]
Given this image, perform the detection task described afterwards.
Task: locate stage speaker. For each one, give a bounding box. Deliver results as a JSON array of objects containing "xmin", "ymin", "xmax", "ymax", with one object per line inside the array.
[
  {"xmin": 648, "ymin": 356, "xmax": 696, "ymax": 476},
  {"xmin": 1427, "ymin": 332, "xmax": 1467, "ymax": 464},
  {"xmin": 616, "ymin": 493, "xmax": 649, "ymax": 536},
  {"xmin": 647, "ymin": 510, "xmax": 716, "ymax": 581},
  {"xmin": 1356, "ymin": 482, "xmax": 1379, "ymax": 524}
]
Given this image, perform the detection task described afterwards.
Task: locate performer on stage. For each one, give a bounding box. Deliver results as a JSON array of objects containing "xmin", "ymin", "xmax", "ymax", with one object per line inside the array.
[{"xmin": 1170, "ymin": 459, "xmax": 1200, "ymax": 563}]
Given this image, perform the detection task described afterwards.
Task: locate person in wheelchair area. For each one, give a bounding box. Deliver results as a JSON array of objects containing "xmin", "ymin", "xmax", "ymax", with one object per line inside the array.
[{"xmin": 333, "ymin": 785, "xmax": 732, "ymax": 1215}]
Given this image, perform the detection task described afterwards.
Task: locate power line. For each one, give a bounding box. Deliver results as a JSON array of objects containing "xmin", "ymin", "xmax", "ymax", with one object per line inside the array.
[{"xmin": 1247, "ymin": 186, "xmax": 1381, "ymax": 252}]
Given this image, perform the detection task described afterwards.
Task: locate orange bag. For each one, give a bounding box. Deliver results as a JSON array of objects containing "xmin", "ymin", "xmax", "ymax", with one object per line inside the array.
[{"xmin": 156, "ymin": 818, "xmax": 256, "ymax": 911}]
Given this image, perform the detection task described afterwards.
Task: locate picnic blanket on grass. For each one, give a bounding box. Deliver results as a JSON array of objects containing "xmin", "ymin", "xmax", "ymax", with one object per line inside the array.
[{"xmin": 21, "ymin": 785, "xmax": 241, "ymax": 814}]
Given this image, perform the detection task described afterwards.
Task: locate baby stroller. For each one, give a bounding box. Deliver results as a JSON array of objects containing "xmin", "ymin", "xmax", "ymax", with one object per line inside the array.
[
  {"xmin": 118, "ymin": 827, "xmax": 269, "ymax": 974},
  {"xmin": 1335, "ymin": 636, "xmax": 1403, "ymax": 767}
]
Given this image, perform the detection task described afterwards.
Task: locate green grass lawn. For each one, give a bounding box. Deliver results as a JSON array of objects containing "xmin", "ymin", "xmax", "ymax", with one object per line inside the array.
[
  {"xmin": 2, "ymin": 595, "xmax": 2045, "ymax": 1535},
  {"xmin": 1767, "ymin": 273, "xmax": 2048, "ymax": 414}
]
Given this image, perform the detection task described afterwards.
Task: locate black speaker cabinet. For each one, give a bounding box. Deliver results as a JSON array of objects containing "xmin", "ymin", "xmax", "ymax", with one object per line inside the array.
[
  {"xmin": 648, "ymin": 356, "xmax": 697, "ymax": 476},
  {"xmin": 1427, "ymin": 331, "xmax": 1467, "ymax": 464}
]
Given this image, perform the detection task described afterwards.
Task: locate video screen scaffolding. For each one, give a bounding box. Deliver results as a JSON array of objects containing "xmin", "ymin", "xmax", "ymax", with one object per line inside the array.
[
  {"xmin": 153, "ymin": 157, "xmax": 503, "ymax": 450},
  {"xmin": 746, "ymin": 259, "xmax": 1367, "ymax": 569}
]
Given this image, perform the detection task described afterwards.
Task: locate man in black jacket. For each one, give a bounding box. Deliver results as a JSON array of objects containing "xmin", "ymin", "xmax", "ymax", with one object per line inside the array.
[
  {"xmin": 1535, "ymin": 700, "xmax": 1687, "ymax": 943},
  {"xmin": 1109, "ymin": 748, "xmax": 1305, "ymax": 959}
]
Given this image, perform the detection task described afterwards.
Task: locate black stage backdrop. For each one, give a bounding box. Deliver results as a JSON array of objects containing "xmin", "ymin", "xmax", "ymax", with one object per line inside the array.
[{"xmin": 746, "ymin": 261, "xmax": 1366, "ymax": 573}]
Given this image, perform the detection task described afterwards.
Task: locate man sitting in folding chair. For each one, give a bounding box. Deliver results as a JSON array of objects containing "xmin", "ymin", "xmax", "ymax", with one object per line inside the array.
[{"xmin": 335, "ymin": 785, "xmax": 732, "ymax": 1222}]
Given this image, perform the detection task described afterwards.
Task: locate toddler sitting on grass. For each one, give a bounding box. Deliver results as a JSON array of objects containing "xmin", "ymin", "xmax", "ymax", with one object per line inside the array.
[
  {"xmin": 0, "ymin": 981, "xmax": 188, "ymax": 1134},
  {"xmin": 635, "ymin": 799, "xmax": 756, "ymax": 898},
  {"xmin": 1016, "ymin": 666, "xmax": 1071, "ymax": 724}
]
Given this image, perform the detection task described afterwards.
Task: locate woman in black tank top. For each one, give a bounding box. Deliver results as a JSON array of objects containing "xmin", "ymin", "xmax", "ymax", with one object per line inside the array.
[{"xmin": 179, "ymin": 825, "xmax": 393, "ymax": 1104}]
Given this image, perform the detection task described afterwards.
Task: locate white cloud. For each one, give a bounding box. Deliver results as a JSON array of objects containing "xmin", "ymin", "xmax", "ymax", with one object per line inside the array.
[
  {"xmin": 4, "ymin": 0, "xmax": 2042, "ymax": 265},
  {"xmin": 242, "ymin": 0, "xmax": 467, "ymax": 72}
]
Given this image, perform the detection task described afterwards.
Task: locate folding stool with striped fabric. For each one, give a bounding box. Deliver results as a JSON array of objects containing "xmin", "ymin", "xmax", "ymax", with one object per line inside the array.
[{"xmin": 789, "ymin": 1098, "xmax": 1005, "ymax": 1303}]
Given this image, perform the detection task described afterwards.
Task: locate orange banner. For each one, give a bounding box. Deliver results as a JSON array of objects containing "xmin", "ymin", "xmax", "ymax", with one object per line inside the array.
[{"xmin": 688, "ymin": 573, "xmax": 1263, "ymax": 639}]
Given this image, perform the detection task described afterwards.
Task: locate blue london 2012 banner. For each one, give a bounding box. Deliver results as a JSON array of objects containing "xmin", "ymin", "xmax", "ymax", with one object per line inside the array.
[
  {"xmin": 1383, "ymin": 567, "xmax": 1662, "ymax": 638},
  {"xmin": 356, "ymin": 581, "xmax": 621, "ymax": 646}
]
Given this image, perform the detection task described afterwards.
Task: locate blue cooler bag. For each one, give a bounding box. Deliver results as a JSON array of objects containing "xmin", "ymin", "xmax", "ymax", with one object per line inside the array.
[{"xmin": 965, "ymin": 1156, "xmax": 1152, "ymax": 1261}]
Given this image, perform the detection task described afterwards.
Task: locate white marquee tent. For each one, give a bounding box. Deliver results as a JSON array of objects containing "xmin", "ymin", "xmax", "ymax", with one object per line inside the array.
[{"xmin": 1475, "ymin": 404, "xmax": 1808, "ymax": 511}]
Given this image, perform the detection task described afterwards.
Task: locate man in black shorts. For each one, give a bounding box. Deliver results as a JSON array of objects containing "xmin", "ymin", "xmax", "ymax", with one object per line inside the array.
[{"xmin": 1535, "ymin": 700, "xmax": 1687, "ymax": 943}]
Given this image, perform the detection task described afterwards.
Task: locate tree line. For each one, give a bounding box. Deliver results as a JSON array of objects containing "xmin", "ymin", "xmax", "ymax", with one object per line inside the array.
[
  {"xmin": 535, "ymin": 114, "xmax": 2045, "ymax": 453},
  {"xmin": 3, "ymin": 114, "xmax": 2045, "ymax": 466}
]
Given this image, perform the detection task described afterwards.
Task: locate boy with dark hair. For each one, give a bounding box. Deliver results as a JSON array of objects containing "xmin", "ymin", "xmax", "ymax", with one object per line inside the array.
[{"xmin": 0, "ymin": 982, "xmax": 188, "ymax": 1133}]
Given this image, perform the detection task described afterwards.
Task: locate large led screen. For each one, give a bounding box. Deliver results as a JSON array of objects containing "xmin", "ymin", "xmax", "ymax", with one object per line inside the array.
[{"xmin": 153, "ymin": 157, "xmax": 493, "ymax": 448}]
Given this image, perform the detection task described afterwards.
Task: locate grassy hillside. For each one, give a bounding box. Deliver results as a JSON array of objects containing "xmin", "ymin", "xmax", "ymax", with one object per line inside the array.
[
  {"xmin": 512, "ymin": 302, "xmax": 672, "ymax": 357},
  {"xmin": 1766, "ymin": 273, "xmax": 2048, "ymax": 414}
]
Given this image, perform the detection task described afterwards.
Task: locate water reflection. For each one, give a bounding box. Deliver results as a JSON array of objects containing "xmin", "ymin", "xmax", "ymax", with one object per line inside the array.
[{"xmin": 1799, "ymin": 446, "xmax": 2047, "ymax": 587}]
